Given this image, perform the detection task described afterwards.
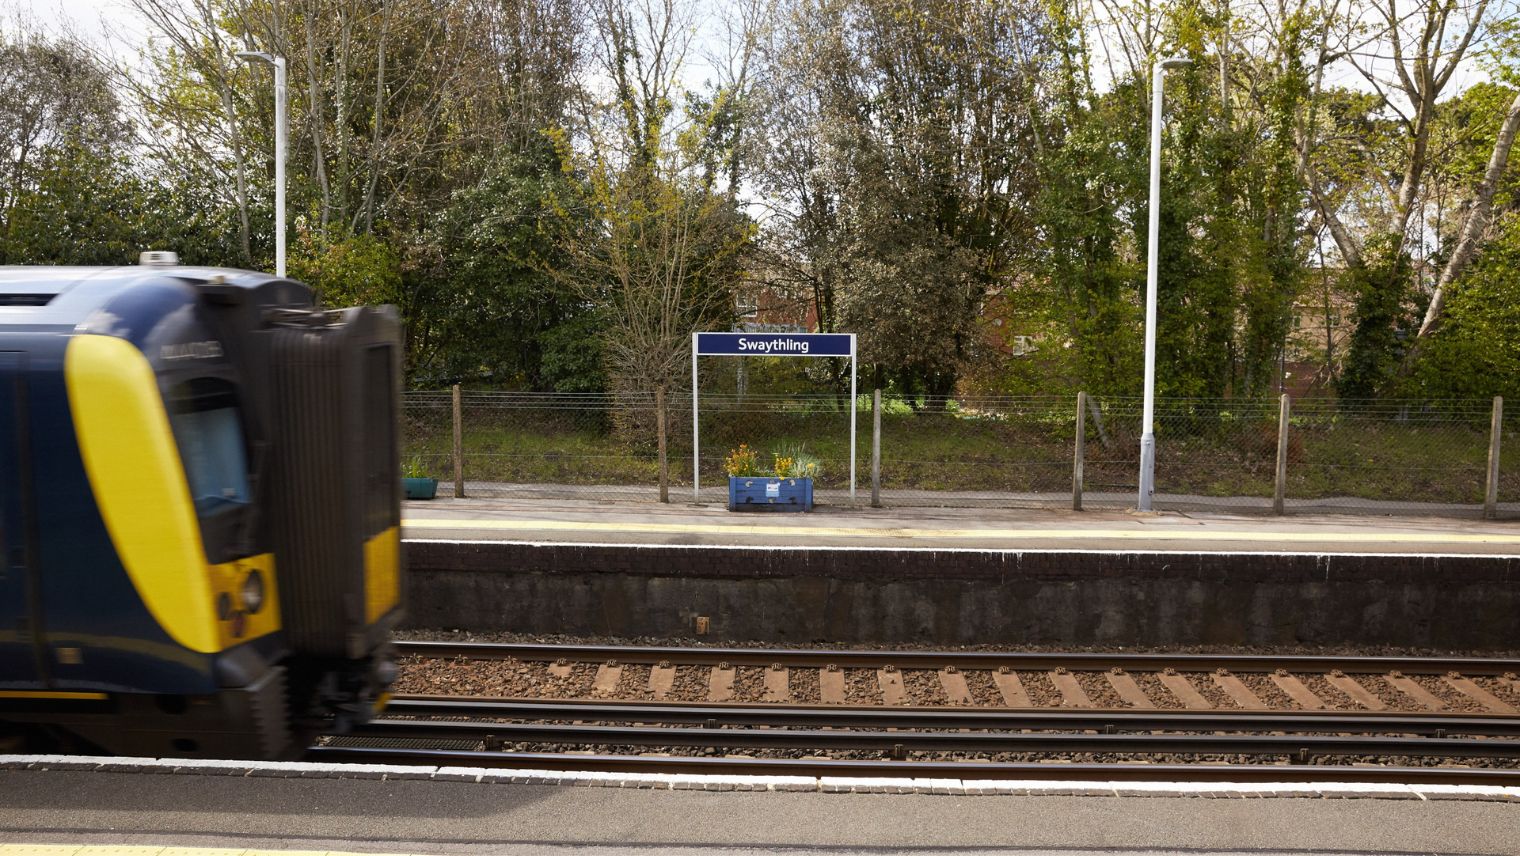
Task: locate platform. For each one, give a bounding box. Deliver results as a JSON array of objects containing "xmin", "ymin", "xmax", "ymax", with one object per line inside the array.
[
  {"xmin": 401, "ymin": 495, "xmax": 1520, "ymax": 555},
  {"xmin": 1, "ymin": 759, "xmax": 1517, "ymax": 855},
  {"xmin": 397, "ymin": 497, "xmax": 1520, "ymax": 649}
]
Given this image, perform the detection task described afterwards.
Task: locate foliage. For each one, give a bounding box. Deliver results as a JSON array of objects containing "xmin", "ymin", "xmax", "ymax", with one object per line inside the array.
[
  {"xmin": 537, "ymin": 312, "xmax": 610, "ymax": 394},
  {"xmin": 115, "ymin": 0, "xmax": 586, "ymax": 388},
  {"xmin": 759, "ymin": 0, "xmax": 1051, "ymax": 399},
  {"xmin": 289, "ymin": 230, "xmax": 402, "ymax": 308},
  {"xmin": 1337, "ymin": 235, "xmax": 1417, "ymax": 399},
  {"xmin": 542, "ymin": 119, "xmax": 751, "ymax": 399},
  {"xmin": 3, "ymin": 0, "xmax": 1519, "ymax": 408},
  {"xmin": 1403, "ymin": 214, "xmax": 1520, "ymax": 400},
  {"xmin": 407, "ymin": 148, "xmax": 597, "ymax": 387},
  {"xmin": 1015, "ymin": 0, "xmax": 1314, "ymax": 400},
  {"xmin": 2, "ymin": 145, "xmax": 150, "ymax": 265},
  {"xmin": 773, "ymin": 443, "xmax": 822, "ymax": 479},
  {"xmin": 401, "ymin": 455, "xmax": 431, "ymax": 479},
  {"xmin": 723, "ymin": 444, "xmax": 764, "ymax": 477}
]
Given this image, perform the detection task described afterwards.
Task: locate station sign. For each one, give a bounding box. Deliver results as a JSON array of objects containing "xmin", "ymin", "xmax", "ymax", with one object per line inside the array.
[
  {"xmin": 691, "ymin": 330, "xmax": 859, "ymax": 500},
  {"xmin": 695, "ymin": 332, "xmax": 854, "ymax": 357}
]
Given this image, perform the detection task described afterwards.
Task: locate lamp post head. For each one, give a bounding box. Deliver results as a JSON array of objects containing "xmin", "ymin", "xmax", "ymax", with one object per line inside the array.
[
  {"xmin": 235, "ymin": 50, "xmax": 275, "ymax": 64},
  {"xmin": 1159, "ymin": 56, "xmax": 1193, "ymax": 70}
]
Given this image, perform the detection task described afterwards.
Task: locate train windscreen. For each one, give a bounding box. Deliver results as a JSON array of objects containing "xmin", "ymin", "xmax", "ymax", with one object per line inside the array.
[{"xmin": 167, "ymin": 377, "xmax": 251, "ymax": 514}]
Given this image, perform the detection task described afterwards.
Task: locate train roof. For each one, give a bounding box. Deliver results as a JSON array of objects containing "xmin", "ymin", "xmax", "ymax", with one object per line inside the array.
[{"xmin": 0, "ymin": 265, "xmax": 311, "ymax": 330}]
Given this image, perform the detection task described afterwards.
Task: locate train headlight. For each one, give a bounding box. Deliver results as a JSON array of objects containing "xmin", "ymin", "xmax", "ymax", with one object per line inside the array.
[{"xmin": 240, "ymin": 570, "xmax": 265, "ymax": 613}]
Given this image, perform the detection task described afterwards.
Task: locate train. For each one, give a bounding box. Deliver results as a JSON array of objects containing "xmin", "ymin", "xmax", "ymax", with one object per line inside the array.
[{"xmin": 0, "ymin": 255, "xmax": 402, "ymax": 759}]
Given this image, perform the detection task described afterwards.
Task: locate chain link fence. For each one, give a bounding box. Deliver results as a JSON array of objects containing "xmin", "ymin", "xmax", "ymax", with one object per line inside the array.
[
  {"xmin": 403, "ymin": 389, "xmax": 1517, "ymax": 518},
  {"xmin": 1286, "ymin": 399, "xmax": 1497, "ymax": 514},
  {"xmin": 401, "ymin": 392, "xmax": 660, "ymax": 500},
  {"xmin": 873, "ymin": 396, "xmax": 1076, "ymax": 507}
]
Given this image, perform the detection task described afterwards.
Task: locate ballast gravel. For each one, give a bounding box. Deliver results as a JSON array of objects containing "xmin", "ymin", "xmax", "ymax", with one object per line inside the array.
[{"xmin": 391, "ymin": 632, "xmax": 1519, "ymax": 720}]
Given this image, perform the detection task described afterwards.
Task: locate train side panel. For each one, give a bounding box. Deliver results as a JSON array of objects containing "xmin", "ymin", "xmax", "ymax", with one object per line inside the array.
[{"xmin": 2, "ymin": 330, "xmax": 216, "ymax": 697}]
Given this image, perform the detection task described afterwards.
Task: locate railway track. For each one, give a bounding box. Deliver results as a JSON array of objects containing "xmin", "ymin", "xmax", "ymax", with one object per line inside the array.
[
  {"xmin": 311, "ymin": 641, "xmax": 1520, "ymax": 784},
  {"xmin": 305, "ymin": 744, "xmax": 1520, "ymax": 785},
  {"xmin": 355, "ymin": 695, "xmax": 1520, "ymax": 758},
  {"xmin": 394, "ymin": 640, "xmax": 1520, "ymax": 713}
]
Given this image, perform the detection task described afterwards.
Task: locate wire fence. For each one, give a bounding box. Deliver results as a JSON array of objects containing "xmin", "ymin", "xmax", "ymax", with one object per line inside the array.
[{"xmin": 401, "ymin": 390, "xmax": 1517, "ymax": 518}]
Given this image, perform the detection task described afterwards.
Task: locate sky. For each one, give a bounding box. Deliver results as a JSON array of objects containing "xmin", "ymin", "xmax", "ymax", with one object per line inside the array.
[
  {"xmin": 5, "ymin": 0, "xmax": 1503, "ymax": 116},
  {"xmin": 8, "ymin": 0, "xmax": 145, "ymax": 56},
  {"xmin": 5, "ymin": 0, "xmax": 738, "ymax": 89}
]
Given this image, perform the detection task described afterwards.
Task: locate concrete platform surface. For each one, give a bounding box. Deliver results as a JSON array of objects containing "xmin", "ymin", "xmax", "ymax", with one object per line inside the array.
[
  {"xmin": 401, "ymin": 496, "xmax": 1520, "ymax": 554},
  {"xmin": 2, "ymin": 767, "xmax": 1518, "ymax": 855}
]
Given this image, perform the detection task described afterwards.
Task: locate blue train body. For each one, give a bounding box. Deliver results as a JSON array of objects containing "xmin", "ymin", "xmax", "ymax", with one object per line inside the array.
[{"xmin": 0, "ymin": 263, "xmax": 403, "ymax": 758}]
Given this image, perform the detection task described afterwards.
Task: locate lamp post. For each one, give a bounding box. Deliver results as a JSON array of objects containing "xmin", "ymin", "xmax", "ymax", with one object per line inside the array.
[
  {"xmin": 236, "ymin": 50, "xmax": 287, "ymax": 278},
  {"xmin": 1137, "ymin": 55, "xmax": 1191, "ymax": 512}
]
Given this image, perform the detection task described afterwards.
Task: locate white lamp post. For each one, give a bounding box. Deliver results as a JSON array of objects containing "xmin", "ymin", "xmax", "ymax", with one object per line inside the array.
[
  {"xmin": 1138, "ymin": 56, "xmax": 1191, "ymax": 512},
  {"xmin": 236, "ymin": 50, "xmax": 287, "ymax": 278}
]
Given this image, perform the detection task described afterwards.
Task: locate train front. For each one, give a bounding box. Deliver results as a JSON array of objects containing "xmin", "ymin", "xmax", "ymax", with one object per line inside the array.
[{"xmin": 0, "ymin": 261, "xmax": 403, "ymax": 759}]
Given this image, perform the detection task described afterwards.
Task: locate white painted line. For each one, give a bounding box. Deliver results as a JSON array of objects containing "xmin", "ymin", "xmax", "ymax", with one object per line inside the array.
[
  {"xmin": 403, "ymin": 537, "xmax": 1520, "ymax": 560},
  {"xmin": 4, "ymin": 755, "xmax": 1516, "ymax": 801},
  {"xmin": 1412, "ymin": 783, "xmax": 1519, "ymax": 798},
  {"xmin": 818, "ymin": 776, "xmax": 921, "ymax": 789},
  {"xmin": 433, "ymin": 766, "xmax": 484, "ymax": 782}
]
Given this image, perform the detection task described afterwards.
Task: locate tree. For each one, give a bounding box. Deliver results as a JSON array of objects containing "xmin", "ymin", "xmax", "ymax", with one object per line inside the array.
[
  {"xmin": 1021, "ymin": 0, "xmax": 1315, "ymax": 399},
  {"xmin": 0, "ymin": 26, "xmax": 129, "ymax": 262},
  {"xmin": 523, "ymin": 0, "xmax": 756, "ymax": 498},
  {"xmin": 409, "ymin": 149, "xmax": 600, "ymax": 390},
  {"xmin": 1416, "ymin": 88, "xmax": 1520, "ymax": 337},
  {"xmin": 761, "ymin": 0, "xmax": 1052, "ymax": 400},
  {"xmin": 1404, "ymin": 213, "xmax": 1520, "ymax": 399},
  {"xmin": 120, "ymin": 0, "xmax": 588, "ymax": 386},
  {"xmin": 1289, "ymin": 0, "xmax": 1506, "ymax": 395}
]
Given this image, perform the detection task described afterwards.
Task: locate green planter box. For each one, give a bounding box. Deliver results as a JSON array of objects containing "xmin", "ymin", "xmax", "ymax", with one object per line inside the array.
[{"xmin": 403, "ymin": 477, "xmax": 439, "ymax": 500}]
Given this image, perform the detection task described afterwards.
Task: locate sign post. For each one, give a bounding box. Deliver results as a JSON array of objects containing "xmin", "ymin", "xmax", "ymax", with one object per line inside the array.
[{"xmin": 691, "ymin": 332, "xmax": 858, "ymax": 502}]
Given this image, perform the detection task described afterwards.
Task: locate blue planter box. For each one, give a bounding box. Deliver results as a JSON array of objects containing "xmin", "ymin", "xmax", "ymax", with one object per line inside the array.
[{"xmin": 728, "ymin": 476, "xmax": 813, "ymax": 512}]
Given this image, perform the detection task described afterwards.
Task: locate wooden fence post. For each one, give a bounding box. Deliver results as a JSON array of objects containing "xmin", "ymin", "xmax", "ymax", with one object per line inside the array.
[
  {"xmin": 1073, "ymin": 392, "xmax": 1086, "ymax": 511},
  {"xmin": 1273, "ymin": 393, "xmax": 1290, "ymax": 515},
  {"xmin": 1485, "ymin": 396, "xmax": 1503, "ymax": 520},
  {"xmin": 451, "ymin": 384, "xmax": 464, "ymax": 498},
  {"xmin": 871, "ymin": 389, "xmax": 882, "ymax": 508},
  {"xmin": 657, "ymin": 388, "xmax": 669, "ymax": 503}
]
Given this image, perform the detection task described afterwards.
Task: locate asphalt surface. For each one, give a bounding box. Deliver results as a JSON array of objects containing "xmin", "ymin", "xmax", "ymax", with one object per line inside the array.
[
  {"xmin": 2, "ymin": 770, "xmax": 1517, "ymax": 855},
  {"xmin": 400, "ymin": 495, "xmax": 1520, "ymax": 554}
]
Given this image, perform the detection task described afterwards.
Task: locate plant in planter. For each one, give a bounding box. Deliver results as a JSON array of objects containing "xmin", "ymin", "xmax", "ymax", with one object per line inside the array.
[
  {"xmin": 401, "ymin": 456, "xmax": 439, "ymax": 500},
  {"xmin": 725, "ymin": 443, "xmax": 818, "ymax": 512}
]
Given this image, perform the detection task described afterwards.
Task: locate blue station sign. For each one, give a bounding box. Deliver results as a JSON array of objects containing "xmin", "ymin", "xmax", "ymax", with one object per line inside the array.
[{"xmin": 695, "ymin": 332, "xmax": 854, "ymax": 357}]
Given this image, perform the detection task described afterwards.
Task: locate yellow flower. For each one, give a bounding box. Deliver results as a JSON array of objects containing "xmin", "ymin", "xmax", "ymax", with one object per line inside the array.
[
  {"xmin": 773, "ymin": 455, "xmax": 794, "ymax": 479},
  {"xmin": 724, "ymin": 444, "xmax": 761, "ymax": 477}
]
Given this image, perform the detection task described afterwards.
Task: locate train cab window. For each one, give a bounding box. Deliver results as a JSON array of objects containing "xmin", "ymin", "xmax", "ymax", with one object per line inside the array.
[
  {"xmin": 167, "ymin": 377, "xmax": 251, "ymax": 515},
  {"xmin": 362, "ymin": 346, "xmax": 397, "ymax": 529}
]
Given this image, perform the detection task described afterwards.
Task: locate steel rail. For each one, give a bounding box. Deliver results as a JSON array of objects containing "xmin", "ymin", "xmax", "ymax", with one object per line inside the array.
[
  {"xmin": 394, "ymin": 641, "xmax": 1520, "ymax": 676},
  {"xmin": 304, "ymin": 744, "xmax": 1520, "ymax": 784},
  {"xmin": 381, "ymin": 696, "xmax": 1520, "ymax": 737},
  {"xmin": 350, "ymin": 719, "xmax": 1520, "ymax": 759}
]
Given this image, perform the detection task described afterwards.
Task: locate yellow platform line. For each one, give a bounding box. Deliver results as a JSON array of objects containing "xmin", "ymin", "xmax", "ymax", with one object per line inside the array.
[
  {"xmin": 0, "ymin": 848, "xmax": 442, "ymax": 856},
  {"xmin": 0, "ymin": 691, "xmax": 107, "ymax": 700},
  {"xmin": 401, "ymin": 517, "xmax": 1520, "ymax": 545}
]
